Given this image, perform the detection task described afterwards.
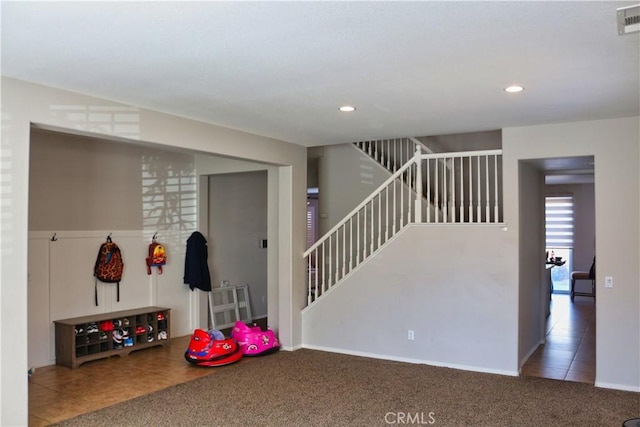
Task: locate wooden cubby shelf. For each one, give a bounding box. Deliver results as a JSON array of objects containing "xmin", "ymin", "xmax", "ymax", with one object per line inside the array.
[{"xmin": 54, "ymin": 306, "xmax": 171, "ymax": 368}]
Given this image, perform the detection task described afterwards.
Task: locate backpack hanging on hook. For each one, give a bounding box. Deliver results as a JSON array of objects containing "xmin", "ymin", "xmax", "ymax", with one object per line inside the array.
[
  {"xmin": 94, "ymin": 235, "xmax": 124, "ymax": 306},
  {"xmin": 146, "ymin": 235, "xmax": 167, "ymax": 275}
]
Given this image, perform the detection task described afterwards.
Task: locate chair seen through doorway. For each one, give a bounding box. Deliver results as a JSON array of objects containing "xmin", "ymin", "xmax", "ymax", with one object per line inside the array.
[{"xmin": 570, "ymin": 257, "xmax": 595, "ymax": 301}]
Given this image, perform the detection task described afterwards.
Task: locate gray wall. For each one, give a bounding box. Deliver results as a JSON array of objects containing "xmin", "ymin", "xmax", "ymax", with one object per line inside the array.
[
  {"xmin": 317, "ymin": 143, "xmax": 392, "ymax": 235},
  {"xmin": 208, "ymin": 171, "xmax": 268, "ymax": 319},
  {"xmin": 303, "ymin": 225, "xmax": 517, "ymax": 375},
  {"xmin": 504, "ymin": 117, "xmax": 639, "ymax": 391},
  {"xmin": 29, "ymin": 129, "xmax": 196, "ymax": 231},
  {"xmin": 418, "ymin": 129, "xmax": 502, "ymax": 152},
  {"xmin": 517, "ymin": 161, "xmax": 546, "ymax": 365}
]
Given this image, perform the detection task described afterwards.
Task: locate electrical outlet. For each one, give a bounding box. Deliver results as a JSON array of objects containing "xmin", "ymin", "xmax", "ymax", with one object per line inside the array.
[
  {"xmin": 408, "ymin": 330, "xmax": 415, "ymax": 341},
  {"xmin": 605, "ymin": 276, "xmax": 613, "ymax": 288}
]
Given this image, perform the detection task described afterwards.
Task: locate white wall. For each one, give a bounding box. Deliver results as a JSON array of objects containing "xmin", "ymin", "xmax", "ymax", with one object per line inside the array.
[
  {"xmin": 504, "ymin": 117, "xmax": 640, "ymax": 391},
  {"xmin": 28, "ymin": 230, "xmax": 190, "ymax": 368},
  {"xmin": 0, "ymin": 77, "xmax": 307, "ymax": 426},
  {"xmin": 302, "ymin": 224, "xmax": 518, "ymax": 376}
]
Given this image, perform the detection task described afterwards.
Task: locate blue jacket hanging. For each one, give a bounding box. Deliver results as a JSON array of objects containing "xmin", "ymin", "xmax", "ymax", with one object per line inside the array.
[{"xmin": 183, "ymin": 231, "xmax": 211, "ymax": 291}]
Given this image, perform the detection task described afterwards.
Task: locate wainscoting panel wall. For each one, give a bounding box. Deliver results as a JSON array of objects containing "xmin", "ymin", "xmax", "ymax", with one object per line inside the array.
[{"xmin": 28, "ymin": 230, "xmax": 192, "ymax": 368}]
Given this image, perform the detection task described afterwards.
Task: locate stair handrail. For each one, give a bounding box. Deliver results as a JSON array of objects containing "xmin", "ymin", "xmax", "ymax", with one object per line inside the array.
[
  {"xmin": 304, "ymin": 151, "xmax": 418, "ymax": 257},
  {"xmin": 420, "ymin": 148, "xmax": 503, "ymax": 160}
]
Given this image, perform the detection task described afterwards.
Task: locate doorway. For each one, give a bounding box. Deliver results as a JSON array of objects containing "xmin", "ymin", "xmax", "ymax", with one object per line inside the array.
[
  {"xmin": 207, "ymin": 171, "xmax": 269, "ymax": 327},
  {"xmin": 521, "ymin": 155, "xmax": 596, "ymax": 383}
]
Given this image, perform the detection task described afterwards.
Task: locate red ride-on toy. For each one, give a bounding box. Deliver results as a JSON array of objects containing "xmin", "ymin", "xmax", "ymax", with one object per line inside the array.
[{"xmin": 184, "ymin": 329, "xmax": 243, "ymax": 367}]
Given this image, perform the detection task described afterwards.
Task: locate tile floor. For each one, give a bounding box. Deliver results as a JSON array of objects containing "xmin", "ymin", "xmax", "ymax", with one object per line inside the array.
[
  {"xmin": 521, "ymin": 293, "xmax": 596, "ymax": 383},
  {"xmin": 29, "ymin": 335, "xmax": 205, "ymax": 426}
]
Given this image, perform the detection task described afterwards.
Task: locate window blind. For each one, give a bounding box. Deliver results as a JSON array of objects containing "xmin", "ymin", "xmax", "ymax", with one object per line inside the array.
[{"xmin": 545, "ymin": 195, "xmax": 574, "ymax": 248}]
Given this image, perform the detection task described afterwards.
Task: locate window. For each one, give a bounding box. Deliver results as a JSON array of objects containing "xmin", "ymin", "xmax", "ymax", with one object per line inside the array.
[
  {"xmin": 545, "ymin": 195, "xmax": 574, "ymax": 293},
  {"xmin": 306, "ymin": 187, "xmax": 319, "ymax": 249}
]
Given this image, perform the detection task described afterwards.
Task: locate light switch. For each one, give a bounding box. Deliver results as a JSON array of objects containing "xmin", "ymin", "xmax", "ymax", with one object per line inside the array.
[{"xmin": 605, "ymin": 276, "xmax": 613, "ymax": 288}]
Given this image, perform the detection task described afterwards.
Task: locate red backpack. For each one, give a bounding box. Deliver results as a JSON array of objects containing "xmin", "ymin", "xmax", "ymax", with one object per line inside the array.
[{"xmin": 94, "ymin": 236, "xmax": 124, "ymax": 306}]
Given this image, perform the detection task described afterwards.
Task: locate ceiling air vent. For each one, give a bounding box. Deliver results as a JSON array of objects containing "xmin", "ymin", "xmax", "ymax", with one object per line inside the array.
[{"xmin": 617, "ymin": 4, "xmax": 640, "ymax": 35}]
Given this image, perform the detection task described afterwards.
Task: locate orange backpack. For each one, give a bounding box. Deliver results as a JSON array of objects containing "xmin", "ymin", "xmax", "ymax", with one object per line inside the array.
[{"xmin": 146, "ymin": 239, "xmax": 167, "ymax": 275}]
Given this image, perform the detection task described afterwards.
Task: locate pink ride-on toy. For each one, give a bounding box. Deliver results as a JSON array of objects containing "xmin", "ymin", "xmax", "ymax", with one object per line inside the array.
[
  {"xmin": 231, "ymin": 321, "xmax": 280, "ymax": 356},
  {"xmin": 184, "ymin": 329, "xmax": 243, "ymax": 367}
]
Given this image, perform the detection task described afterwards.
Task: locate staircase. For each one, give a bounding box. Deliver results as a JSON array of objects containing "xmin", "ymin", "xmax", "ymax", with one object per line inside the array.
[{"xmin": 304, "ymin": 139, "xmax": 503, "ymax": 306}]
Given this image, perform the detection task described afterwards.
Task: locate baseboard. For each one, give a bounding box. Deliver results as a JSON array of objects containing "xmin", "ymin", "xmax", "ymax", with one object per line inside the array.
[
  {"xmin": 302, "ymin": 344, "xmax": 519, "ymax": 377},
  {"xmin": 281, "ymin": 344, "xmax": 303, "ymax": 351},
  {"xmin": 594, "ymin": 381, "xmax": 640, "ymax": 392},
  {"xmin": 519, "ymin": 338, "xmax": 545, "ymax": 372}
]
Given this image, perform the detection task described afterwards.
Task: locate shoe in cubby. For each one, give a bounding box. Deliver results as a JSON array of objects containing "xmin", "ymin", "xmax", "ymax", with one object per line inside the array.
[
  {"xmin": 112, "ymin": 329, "xmax": 124, "ymax": 347},
  {"xmin": 86, "ymin": 322, "xmax": 99, "ymax": 334}
]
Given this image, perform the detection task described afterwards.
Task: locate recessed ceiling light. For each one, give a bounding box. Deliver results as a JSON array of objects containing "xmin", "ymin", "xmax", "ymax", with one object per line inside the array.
[
  {"xmin": 339, "ymin": 105, "xmax": 356, "ymax": 112},
  {"xmin": 504, "ymin": 85, "xmax": 524, "ymax": 93}
]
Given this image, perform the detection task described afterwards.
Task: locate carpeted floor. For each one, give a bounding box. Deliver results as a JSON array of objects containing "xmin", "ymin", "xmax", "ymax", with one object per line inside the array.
[{"xmin": 53, "ymin": 348, "xmax": 639, "ymax": 427}]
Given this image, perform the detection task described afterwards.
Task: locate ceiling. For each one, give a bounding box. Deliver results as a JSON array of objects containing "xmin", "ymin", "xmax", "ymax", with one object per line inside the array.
[
  {"xmin": 2, "ymin": 1, "xmax": 639, "ymax": 148},
  {"xmin": 526, "ymin": 156, "xmax": 596, "ymax": 185}
]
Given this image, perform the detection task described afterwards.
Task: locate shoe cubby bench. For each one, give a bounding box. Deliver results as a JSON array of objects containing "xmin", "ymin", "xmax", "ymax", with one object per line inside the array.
[{"xmin": 54, "ymin": 306, "xmax": 170, "ymax": 368}]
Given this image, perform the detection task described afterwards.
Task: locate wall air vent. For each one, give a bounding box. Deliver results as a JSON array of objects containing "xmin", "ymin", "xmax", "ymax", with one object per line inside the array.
[{"xmin": 617, "ymin": 4, "xmax": 640, "ymax": 35}]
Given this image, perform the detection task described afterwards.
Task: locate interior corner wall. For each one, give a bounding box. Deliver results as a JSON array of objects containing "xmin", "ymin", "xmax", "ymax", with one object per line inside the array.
[
  {"xmin": 503, "ymin": 117, "xmax": 640, "ymax": 391},
  {"xmin": 317, "ymin": 143, "xmax": 391, "ymax": 235},
  {"xmin": 517, "ymin": 161, "xmax": 545, "ymax": 366},
  {"xmin": 1, "ymin": 77, "xmax": 307, "ymax": 426}
]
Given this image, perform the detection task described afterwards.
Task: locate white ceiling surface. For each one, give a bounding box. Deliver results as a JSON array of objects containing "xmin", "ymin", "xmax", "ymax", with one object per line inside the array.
[{"xmin": 1, "ymin": 1, "xmax": 639, "ymax": 147}]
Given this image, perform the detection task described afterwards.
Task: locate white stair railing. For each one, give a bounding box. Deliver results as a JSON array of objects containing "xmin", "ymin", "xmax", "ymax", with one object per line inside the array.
[
  {"xmin": 354, "ymin": 137, "xmax": 434, "ymax": 176},
  {"xmin": 305, "ymin": 149, "xmax": 421, "ymax": 304},
  {"xmin": 305, "ymin": 147, "xmax": 503, "ymax": 306},
  {"xmin": 355, "ymin": 137, "xmax": 448, "ymax": 211},
  {"xmin": 419, "ymin": 149, "xmax": 503, "ymax": 223}
]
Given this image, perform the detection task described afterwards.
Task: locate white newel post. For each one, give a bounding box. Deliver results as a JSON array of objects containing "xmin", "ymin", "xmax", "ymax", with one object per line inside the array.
[{"xmin": 414, "ymin": 145, "xmax": 422, "ymax": 223}]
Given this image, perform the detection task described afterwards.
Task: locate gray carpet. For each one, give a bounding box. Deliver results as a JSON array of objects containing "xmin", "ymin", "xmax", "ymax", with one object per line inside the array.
[{"xmin": 54, "ymin": 349, "xmax": 639, "ymax": 426}]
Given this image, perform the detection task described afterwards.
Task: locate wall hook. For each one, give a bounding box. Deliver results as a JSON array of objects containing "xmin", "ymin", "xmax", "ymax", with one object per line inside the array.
[
  {"xmin": 51, "ymin": 233, "xmax": 57, "ymax": 242},
  {"xmin": 152, "ymin": 232, "xmax": 158, "ymax": 241}
]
